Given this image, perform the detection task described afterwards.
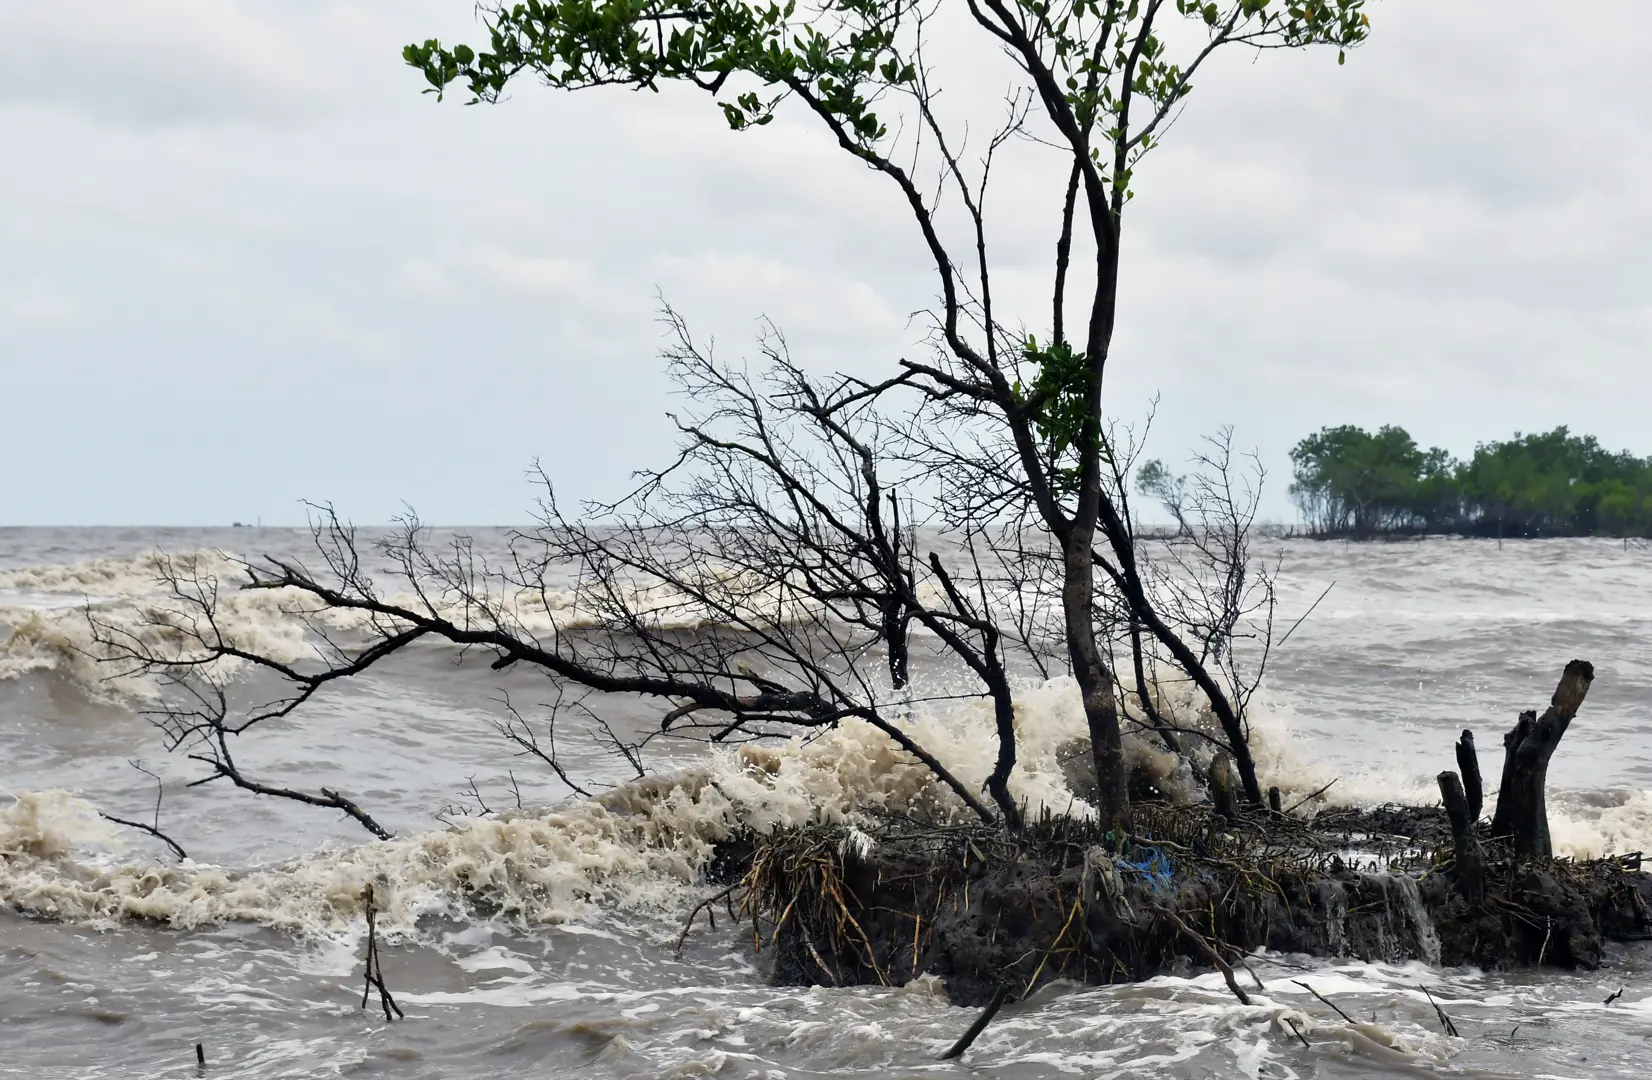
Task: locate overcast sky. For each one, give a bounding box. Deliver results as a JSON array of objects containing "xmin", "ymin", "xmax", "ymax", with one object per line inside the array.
[{"xmin": 3, "ymin": 1, "xmax": 1649, "ymax": 525}]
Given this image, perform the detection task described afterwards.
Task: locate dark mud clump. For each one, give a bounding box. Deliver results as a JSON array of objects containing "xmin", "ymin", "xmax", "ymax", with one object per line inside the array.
[{"xmin": 712, "ymin": 804, "xmax": 1652, "ymax": 1006}]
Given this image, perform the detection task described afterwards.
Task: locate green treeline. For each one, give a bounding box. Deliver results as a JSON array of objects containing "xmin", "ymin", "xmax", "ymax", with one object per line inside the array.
[{"xmin": 1289, "ymin": 425, "xmax": 1652, "ymax": 538}]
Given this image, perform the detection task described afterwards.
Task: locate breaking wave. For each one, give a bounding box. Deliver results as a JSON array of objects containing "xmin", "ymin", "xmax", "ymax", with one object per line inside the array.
[
  {"xmin": 6, "ymin": 669, "xmax": 1651, "ymax": 942},
  {"xmin": 0, "ymin": 548, "xmax": 948, "ymax": 700},
  {"xmin": 5, "ymin": 545, "xmax": 1650, "ymax": 950}
]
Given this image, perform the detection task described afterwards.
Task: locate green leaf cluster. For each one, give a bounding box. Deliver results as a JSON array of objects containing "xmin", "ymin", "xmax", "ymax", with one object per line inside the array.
[
  {"xmin": 1015, "ymin": 336, "xmax": 1104, "ymax": 494},
  {"xmin": 404, "ymin": 0, "xmax": 1369, "ymax": 206},
  {"xmin": 404, "ymin": 0, "xmax": 916, "ymax": 149}
]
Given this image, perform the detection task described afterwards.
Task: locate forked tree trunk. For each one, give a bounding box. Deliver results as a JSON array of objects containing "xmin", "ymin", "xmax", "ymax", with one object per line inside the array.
[{"xmin": 1489, "ymin": 660, "xmax": 1594, "ymax": 859}]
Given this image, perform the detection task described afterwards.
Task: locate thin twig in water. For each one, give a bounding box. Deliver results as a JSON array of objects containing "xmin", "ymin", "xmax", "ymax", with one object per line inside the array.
[
  {"xmin": 1284, "ymin": 779, "xmax": 1338, "ymax": 815},
  {"xmin": 1159, "ymin": 907, "xmax": 1250, "ymax": 1005},
  {"xmin": 360, "ymin": 883, "xmax": 405, "ymax": 1022},
  {"xmin": 99, "ymin": 811, "xmax": 189, "ymax": 861},
  {"xmin": 1275, "ymin": 581, "xmax": 1334, "ymax": 651},
  {"xmin": 675, "ymin": 884, "xmax": 741, "ymax": 957},
  {"xmin": 1283, "ymin": 1016, "xmax": 1311, "ymax": 1049},
  {"xmin": 99, "ymin": 760, "xmax": 188, "ymax": 860},
  {"xmin": 1294, "ymin": 979, "xmax": 1354, "ymax": 1024},
  {"xmin": 1421, "ymin": 985, "xmax": 1458, "ymax": 1038}
]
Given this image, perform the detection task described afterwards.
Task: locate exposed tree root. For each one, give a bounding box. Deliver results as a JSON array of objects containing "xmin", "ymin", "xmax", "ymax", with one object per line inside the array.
[{"xmin": 707, "ymin": 803, "xmax": 1652, "ymax": 1006}]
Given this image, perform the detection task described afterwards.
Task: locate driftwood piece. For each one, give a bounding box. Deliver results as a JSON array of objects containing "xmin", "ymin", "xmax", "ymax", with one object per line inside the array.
[
  {"xmin": 1422, "ymin": 984, "xmax": 1460, "ymax": 1038},
  {"xmin": 1438, "ymin": 770, "xmax": 1486, "ymax": 903},
  {"xmin": 940, "ymin": 984, "xmax": 1012, "ymax": 1060},
  {"xmin": 1490, "ymin": 660, "xmax": 1594, "ymax": 858},
  {"xmin": 1455, "ymin": 730, "xmax": 1482, "ymax": 822},
  {"xmin": 1158, "ymin": 906, "xmax": 1251, "ymax": 1005},
  {"xmin": 1294, "ymin": 979, "xmax": 1355, "ymax": 1024}
]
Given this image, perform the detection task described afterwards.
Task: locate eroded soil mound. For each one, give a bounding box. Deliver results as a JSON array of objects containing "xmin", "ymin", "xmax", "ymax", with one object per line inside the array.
[{"xmin": 709, "ymin": 804, "xmax": 1652, "ymax": 1006}]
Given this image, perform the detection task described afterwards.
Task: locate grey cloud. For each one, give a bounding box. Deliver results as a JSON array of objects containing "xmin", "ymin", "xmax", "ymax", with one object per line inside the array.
[{"xmin": 2, "ymin": 0, "xmax": 1650, "ymax": 524}]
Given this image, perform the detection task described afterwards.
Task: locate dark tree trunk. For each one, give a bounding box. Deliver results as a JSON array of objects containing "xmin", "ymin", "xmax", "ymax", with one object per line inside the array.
[
  {"xmin": 985, "ymin": 691, "xmax": 1021, "ymax": 831},
  {"xmin": 1491, "ymin": 660, "xmax": 1595, "ymax": 859},
  {"xmin": 1455, "ymin": 730, "xmax": 1482, "ymax": 822},
  {"xmin": 1438, "ymin": 770, "xmax": 1486, "ymax": 903},
  {"xmin": 1064, "ymin": 538, "xmax": 1128, "ymax": 830},
  {"xmin": 1097, "ymin": 553, "xmax": 1265, "ymax": 808},
  {"xmin": 883, "ymin": 599, "xmax": 909, "ymax": 691},
  {"xmin": 1129, "ymin": 620, "xmax": 1180, "ymax": 755},
  {"xmin": 882, "ymin": 492, "xmax": 910, "ymax": 692}
]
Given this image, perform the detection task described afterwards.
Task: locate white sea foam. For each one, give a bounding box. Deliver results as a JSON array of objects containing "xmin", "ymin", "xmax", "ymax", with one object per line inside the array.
[
  {"xmin": 0, "ymin": 790, "xmax": 124, "ymax": 858},
  {"xmin": 0, "ymin": 549, "xmax": 343, "ymax": 698}
]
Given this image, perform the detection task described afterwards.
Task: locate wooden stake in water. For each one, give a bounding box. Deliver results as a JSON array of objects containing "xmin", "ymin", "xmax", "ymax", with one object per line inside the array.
[
  {"xmin": 940, "ymin": 985, "xmax": 1012, "ymax": 1060},
  {"xmin": 360, "ymin": 883, "xmax": 405, "ymax": 1022}
]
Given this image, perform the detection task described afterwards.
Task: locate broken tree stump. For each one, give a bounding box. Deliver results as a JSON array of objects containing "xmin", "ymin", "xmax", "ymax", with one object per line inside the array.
[
  {"xmin": 1489, "ymin": 660, "xmax": 1594, "ymax": 859},
  {"xmin": 1438, "ymin": 770, "xmax": 1486, "ymax": 903},
  {"xmin": 1455, "ymin": 730, "xmax": 1482, "ymax": 822},
  {"xmin": 1489, "ymin": 710, "xmax": 1535, "ymax": 840},
  {"xmin": 1209, "ymin": 751, "xmax": 1239, "ymax": 821}
]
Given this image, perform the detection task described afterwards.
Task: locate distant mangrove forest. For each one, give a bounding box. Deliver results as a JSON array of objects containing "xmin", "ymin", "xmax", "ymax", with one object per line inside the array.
[{"xmin": 1288, "ymin": 425, "xmax": 1652, "ymax": 538}]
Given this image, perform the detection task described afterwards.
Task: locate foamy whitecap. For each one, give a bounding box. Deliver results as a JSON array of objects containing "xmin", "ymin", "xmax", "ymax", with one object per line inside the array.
[
  {"xmin": 0, "ymin": 675, "xmax": 1179, "ymax": 934},
  {"xmin": 6, "ymin": 548, "xmax": 1651, "ymax": 941},
  {"xmin": 5, "ymin": 672, "xmax": 1652, "ymax": 940},
  {"xmin": 0, "ymin": 790, "xmax": 125, "ymax": 859},
  {"xmin": 0, "ymin": 548, "xmax": 928, "ymax": 701}
]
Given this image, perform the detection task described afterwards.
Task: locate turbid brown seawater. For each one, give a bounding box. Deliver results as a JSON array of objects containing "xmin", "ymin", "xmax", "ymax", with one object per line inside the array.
[{"xmin": 3, "ymin": 528, "xmax": 1652, "ymax": 1078}]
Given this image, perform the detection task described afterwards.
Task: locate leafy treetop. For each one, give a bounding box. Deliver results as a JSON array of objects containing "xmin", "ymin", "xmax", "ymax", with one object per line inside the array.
[{"xmin": 405, "ymin": 0, "xmax": 1369, "ymax": 224}]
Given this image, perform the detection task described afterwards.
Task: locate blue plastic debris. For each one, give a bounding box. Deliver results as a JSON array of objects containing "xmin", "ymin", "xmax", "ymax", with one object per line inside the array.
[{"xmin": 1115, "ymin": 846, "xmax": 1175, "ymax": 893}]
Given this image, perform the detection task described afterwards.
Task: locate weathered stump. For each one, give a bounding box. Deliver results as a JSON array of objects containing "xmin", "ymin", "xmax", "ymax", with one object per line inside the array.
[
  {"xmin": 1489, "ymin": 660, "xmax": 1594, "ymax": 858},
  {"xmin": 1438, "ymin": 770, "xmax": 1486, "ymax": 903},
  {"xmin": 1209, "ymin": 751, "xmax": 1239, "ymax": 821},
  {"xmin": 1489, "ymin": 710, "xmax": 1535, "ymax": 839},
  {"xmin": 1455, "ymin": 730, "xmax": 1482, "ymax": 822}
]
